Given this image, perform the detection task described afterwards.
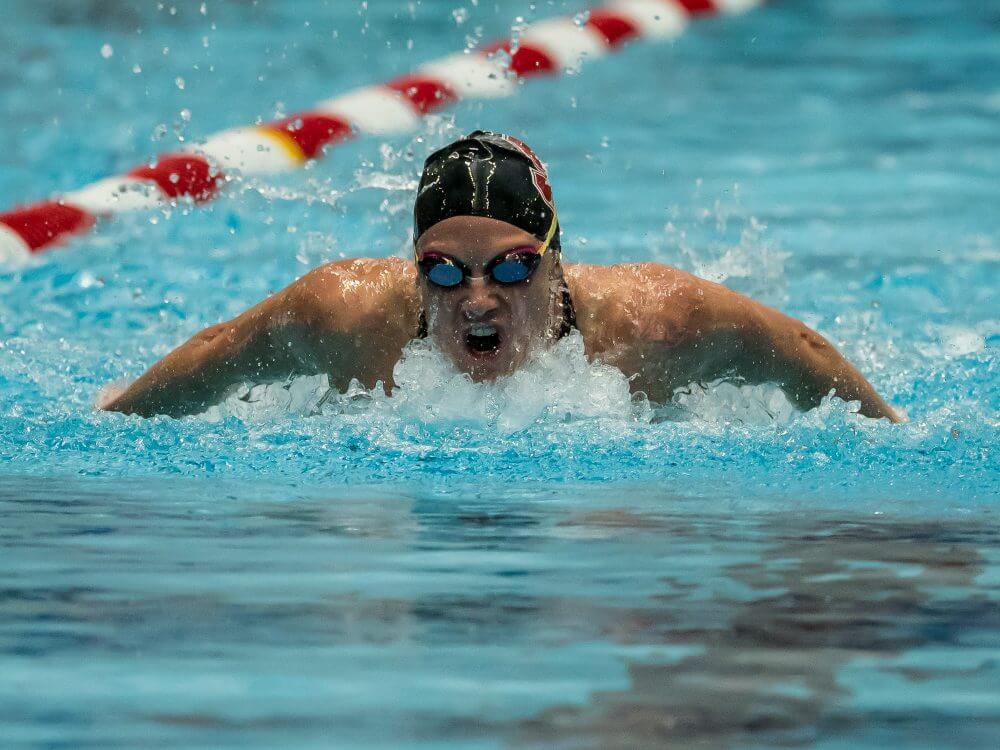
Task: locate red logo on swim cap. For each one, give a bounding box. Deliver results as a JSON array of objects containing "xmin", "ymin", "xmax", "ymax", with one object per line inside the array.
[{"xmin": 496, "ymin": 134, "xmax": 554, "ymax": 211}]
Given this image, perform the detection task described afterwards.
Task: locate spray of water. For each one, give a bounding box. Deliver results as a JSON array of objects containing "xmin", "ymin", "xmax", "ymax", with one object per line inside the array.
[{"xmin": 205, "ymin": 332, "xmax": 650, "ymax": 432}]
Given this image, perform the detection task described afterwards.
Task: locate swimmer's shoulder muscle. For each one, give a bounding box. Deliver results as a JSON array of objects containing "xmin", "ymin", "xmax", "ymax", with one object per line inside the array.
[
  {"xmin": 564, "ymin": 262, "xmax": 704, "ymax": 354},
  {"xmin": 279, "ymin": 257, "xmax": 421, "ymax": 388}
]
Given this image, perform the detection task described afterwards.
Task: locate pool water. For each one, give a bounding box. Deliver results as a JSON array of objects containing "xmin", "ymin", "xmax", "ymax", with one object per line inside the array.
[{"xmin": 1, "ymin": 0, "xmax": 998, "ymax": 747}]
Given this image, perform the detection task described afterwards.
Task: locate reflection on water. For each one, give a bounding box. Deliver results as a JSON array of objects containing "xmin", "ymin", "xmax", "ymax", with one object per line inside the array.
[
  {"xmin": 515, "ymin": 514, "xmax": 1000, "ymax": 749},
  {"xmin": 1, "ymin": 479, "xmax": 997, "ymax": 748}
]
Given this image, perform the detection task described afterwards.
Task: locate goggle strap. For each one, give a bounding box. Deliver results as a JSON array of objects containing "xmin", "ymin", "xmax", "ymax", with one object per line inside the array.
[{"xmin": 538, "ymin": 210, "xmax": 558, "ymax": 258}]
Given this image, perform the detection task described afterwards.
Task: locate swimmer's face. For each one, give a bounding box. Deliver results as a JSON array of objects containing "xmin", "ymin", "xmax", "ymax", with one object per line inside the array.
[{"xmin": 415, "ymin": 216, "xmax": 561, "ymax": 381}]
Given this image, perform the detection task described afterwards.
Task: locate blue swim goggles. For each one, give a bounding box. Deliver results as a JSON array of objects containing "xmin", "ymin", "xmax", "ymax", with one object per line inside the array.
[{"xmin": 417, "ymin": 212, "xmax": 558, "ymax": 289}]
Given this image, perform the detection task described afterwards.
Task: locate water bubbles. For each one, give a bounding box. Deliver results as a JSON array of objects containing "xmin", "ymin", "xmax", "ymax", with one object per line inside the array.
[
  {"xmin": 661, "ymin": 197, "xmax": 788, "ymax": 306},
  {"xmin": 509, "ymin": 16, "xmax": 527, "ymax": 52},
  {"xmin": 488, "ymin": 45, "xmax": 512, "ymax": 70},
  {"xmin": 573, "ymin": 10, "xmax": 591, "ymax": 27},
  {"xmin": 211, "ymin": 333, "xmax": 649, "ymax": 436},
  {"xmin": 76, "ymin": 271, "xmax": 102, "ymax": 289},
  {"xmin": 175, "ymin": 77, "xmax": 185, "ymax": 90},
  {"xmin": 357, "ymin": 0, "xmax": 369, "ymax": 34},
  {"xmin": 132, "ymin": 63, "xmax": 142, "ymax": 74},
  {"xmin": 452, "ymin": 7, "xmax": 469, "ymax": 25},
  {"xmin": 668, "ymin": 381, "xmax": 800, "ymax": 426},
  {"xmin": 100, "ymin": 43, "xmax": 114, "ymax": 59},
  {"xmin": 920, "ymin": 326, "xmax": 986, "ymax": 359}
]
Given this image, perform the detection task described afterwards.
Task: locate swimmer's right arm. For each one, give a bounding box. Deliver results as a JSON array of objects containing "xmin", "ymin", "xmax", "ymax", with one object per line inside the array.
[
  {"xmin": 100, "ymin": 259, "xmax": 416, "ymax": 418},
  {"xmin": 100, "ymin": 281, "xmax": 325, "ymax": 418}
]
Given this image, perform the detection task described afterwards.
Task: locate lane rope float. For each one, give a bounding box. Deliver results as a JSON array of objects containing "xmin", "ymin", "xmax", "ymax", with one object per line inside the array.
[{"xmin": 0, "ymin": 0, "xmax": 762, "ymax": 262}]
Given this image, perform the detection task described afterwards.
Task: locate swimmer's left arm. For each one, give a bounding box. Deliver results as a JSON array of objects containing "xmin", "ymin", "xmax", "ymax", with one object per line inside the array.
[{"xmin": 649, "ymin": 269, "xmax": 902, "ymax": 422}]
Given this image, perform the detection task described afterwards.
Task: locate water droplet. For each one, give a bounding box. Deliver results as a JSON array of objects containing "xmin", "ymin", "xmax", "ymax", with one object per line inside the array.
[
  {"xmin": 100, "ymin": 44, "xmax": 114, "ymax": 59},
  {"xmin": 175, "ymin": 76, "xmax": 185, "ymax": 90}
]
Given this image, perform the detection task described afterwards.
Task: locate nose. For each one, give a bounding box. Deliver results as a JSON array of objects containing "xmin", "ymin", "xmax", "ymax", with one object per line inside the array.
[{"xmin": 460, "ymin": 277, "xmax": 500, "ymax": 321}]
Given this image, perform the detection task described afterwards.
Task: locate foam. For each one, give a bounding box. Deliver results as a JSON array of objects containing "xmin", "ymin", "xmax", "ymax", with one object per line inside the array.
[{"xmin": 199, "ymin": 330, "xmax": 887, "ymax": 433}]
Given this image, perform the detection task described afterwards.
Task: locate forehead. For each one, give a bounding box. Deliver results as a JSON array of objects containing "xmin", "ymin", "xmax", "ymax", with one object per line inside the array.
[{"xmin": 415, "ymin": 216, "xmax": 537, "ymax": 259}]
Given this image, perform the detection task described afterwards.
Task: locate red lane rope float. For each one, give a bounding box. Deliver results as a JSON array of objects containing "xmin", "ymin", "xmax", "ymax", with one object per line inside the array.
[
  {"xmin": 0, "ymin": 203, "xmax": 95, "ymax": 253},
  {"xmin": 264, "ymin": 114, "xmax": 353, "ymax": 161},
  {"xmin": 128, "ymin": 154, "xmax": 222, "ymax": 202},
  {"xmin": 0, "ymin": 0, "xmax": 762, "ymax": 261}
]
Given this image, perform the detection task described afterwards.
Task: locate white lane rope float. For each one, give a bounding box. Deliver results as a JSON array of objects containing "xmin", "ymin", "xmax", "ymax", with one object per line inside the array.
[{"xmin": 0, "ymin": 0, "xmax": 762, "ymax": 261}]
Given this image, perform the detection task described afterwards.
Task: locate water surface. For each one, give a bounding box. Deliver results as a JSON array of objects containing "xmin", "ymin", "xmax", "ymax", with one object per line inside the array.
[{"xmin": 0, "ymin": 0, "xmax": 997, "ymax": 746}]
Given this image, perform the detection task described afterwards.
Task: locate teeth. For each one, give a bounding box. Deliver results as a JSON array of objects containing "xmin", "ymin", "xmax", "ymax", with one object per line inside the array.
[{"xmin": 469, "ymin": 324, "xmax": 496, "ymax": 337}]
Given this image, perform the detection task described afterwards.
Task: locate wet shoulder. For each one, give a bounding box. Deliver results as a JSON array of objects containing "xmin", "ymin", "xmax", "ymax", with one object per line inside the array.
[
  {"xmin": 564, "ymin": 262, "xmax": 705, "ymax": 350},
  {"xmin": 285, "ymin": 257, "xmax": 420, "ymax": 334}
]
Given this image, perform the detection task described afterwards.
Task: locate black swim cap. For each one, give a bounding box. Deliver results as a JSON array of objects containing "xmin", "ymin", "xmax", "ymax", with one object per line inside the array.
[{"xmin": 413, "ymin": 130, "xmax": 559, "ymax": 251}]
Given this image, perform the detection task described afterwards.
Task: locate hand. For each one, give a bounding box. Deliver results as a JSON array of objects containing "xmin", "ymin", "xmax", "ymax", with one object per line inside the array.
[{"xmin": 94, "ymin": 380, "xmax": 129, "ymax": 411}]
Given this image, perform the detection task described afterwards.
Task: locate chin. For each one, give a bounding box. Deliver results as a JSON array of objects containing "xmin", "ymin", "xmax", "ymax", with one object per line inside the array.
[{"xmin": 446, "ymin": 336, "xmax": 528, "ymax": 381}]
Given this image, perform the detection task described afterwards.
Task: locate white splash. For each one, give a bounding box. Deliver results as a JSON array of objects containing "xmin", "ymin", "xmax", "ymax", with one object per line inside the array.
[
  {"xmin": 205, "ymin": 333, "xmax": 650, "ymax": 433},
  {"xmin": 198, "ymin": 330, "xmax": 881, "ymax": 431},
  {"xmin": 663, "ymin": 380, "xmax": 801, "ymax": 426},
  {"xmin": 682, "ymin": 217, "xmax": 789, "ymax": 303},
  {"xmin": 331, "ymin": 332, "xmax": 651, "ymax": 434}
]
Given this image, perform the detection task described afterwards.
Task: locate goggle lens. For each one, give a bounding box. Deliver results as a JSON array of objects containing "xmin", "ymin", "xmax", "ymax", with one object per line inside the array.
[
  {"xmin": 426, "ymin": 262, "xmax": 464, "ymax": 288},
  {"xmin": 490, "ymin": 257, "xmax": 534, "ymax": 284}
]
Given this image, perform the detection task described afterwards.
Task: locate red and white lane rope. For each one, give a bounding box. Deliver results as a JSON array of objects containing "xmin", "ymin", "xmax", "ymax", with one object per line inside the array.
[{"xmin": 0, "ymin": 0, "xmax": 761, "ymax": 262}]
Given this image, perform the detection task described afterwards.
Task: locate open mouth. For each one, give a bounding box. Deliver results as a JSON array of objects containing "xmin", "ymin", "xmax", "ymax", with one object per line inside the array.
[{"xmin": 465, "ymin": 323, "xmax": 502, "ymax": 355}]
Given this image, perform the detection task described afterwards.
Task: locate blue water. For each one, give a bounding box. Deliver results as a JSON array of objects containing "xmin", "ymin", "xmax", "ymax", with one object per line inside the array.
[{"xmin": 1, "ymin": 0, "xmax": 998, "ymax": 747}]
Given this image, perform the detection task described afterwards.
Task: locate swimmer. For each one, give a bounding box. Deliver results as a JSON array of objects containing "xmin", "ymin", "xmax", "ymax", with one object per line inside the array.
[{"xmin": 101, "ymin": 131, "xmax": 901, "ymax": 422}]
